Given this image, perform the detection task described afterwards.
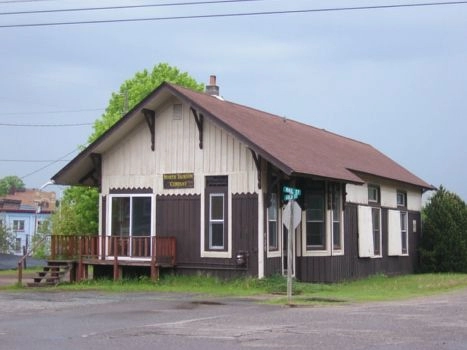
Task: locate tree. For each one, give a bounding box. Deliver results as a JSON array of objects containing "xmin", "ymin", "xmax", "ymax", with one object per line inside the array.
[
  {"xmin": 0, "ymin": 176, "xmax": 25, "ymax": 196},
  {"xmin": 419, "ymin": 186, "xmax": 467, "ymax": 273},
  {"xmin": 52, "ymin": 63, "xmax": 203, "ymax": 235},
  {"xmin": 88, "ymin": 62, "xmax": 204, "ymax": 143},
  {"xmin": 0, "ymin": 222, "xmax": 15, "ymax": 253},
  {"xmin": 51, "ymin": 186, "xmax": 99, "ymax": 235}
]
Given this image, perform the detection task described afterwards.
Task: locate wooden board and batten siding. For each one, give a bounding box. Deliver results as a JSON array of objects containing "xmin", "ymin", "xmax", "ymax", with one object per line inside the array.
[
  {"xmin": 100, "ymin": 97, "xmax": 258, "ymax": 194},
  {"xmin": 295, "ymin": 181, "xmax": 422, "ymax": 283},
  {"xmin": 99, "ymin": 97, "xmax": 260, "ymax": 278}
]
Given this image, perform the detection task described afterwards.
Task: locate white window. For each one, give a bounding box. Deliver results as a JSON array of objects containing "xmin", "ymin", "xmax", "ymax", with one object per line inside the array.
[
  {"xmin": 110, "ymin": 195, "xmax": 152, "ymax": 237},
  {"xmin": 388, "ymin": 209, "xmax": 409, "ymax": 256},
  {"xmin": 372, "ymin": 208, "xmax": 382, "ymax": 257},
  {"xmin": 397, "ymin": 191, "xmax": 407, "ymax": 207},
  {"xmin": 204, "ymin": 176, "xmax": 228, "ymax": 254},
  {"xmin": 357, "ymin": 205, "xmax": 382, "ymax": 258},
  {"xmin": 331, "ymin": 184, "xmax": 343, "ymax": 252},
  {"xmin": 209, "ymin": 193, "xmax": 225, "ymax": 249},
  {"xmin": 401, "ymin": 212, "xmax": 408, "ymax": 255},
  {"xmin": 305, "ymin": 192, "xmax": 326, "ymax": 250},
  {"xmin": 368, "ymin": 185, "xmax": 380, "ymax": 203},
  {"xmin": 13, "ymin": 220, "xmax": 25, "ymax": 232},
  {"xmin": 268, "ymin": 193, "xmax": 279, "ymax": 251}
]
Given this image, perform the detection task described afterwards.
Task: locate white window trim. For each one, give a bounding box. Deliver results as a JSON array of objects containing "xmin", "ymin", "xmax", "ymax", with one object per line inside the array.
[
  {"xmin": 357, "ymin": 205, "xmax": 382, "ymax": 258},
  {"xmin": 200, "ymin": 187, "xmax": 232, "ymax": 259},
  {"xmin": 106, "ymin": 193, "xmax": 154, "ymax": 260},
  {"xmin": 371, "ymin": 207, "xmax": 382, "ymax": 258},
  {"xmin": 267, "ymin": 194, "xmax": 281, "ymax": 258},
  {"xmin": 302, "ymin": 185, "xmax": 345, "ymax": 257},
  {"xmin": 388, "ymin": 209, "xmax": 409, "ymax": 256},
  {"xmin": 302, "ymin": 210, "xmax": 331, "ymax": 257},
  {"xmin": 107, "ymin": 193, "xmax": 154, "ymax": 238},
  {"xmin": 208, "ymin": 193, "xmax": 225, "ymax": 250},
  {"xmin": 332, "ymin": 208, "xmax": 345, "ymax": 256}
]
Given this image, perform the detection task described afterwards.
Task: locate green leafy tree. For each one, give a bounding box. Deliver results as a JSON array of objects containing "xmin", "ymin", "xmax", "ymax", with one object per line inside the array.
[
  {"xmin": 0, "ymin": 176, "xmax": 25, "ymax": 196},
  {"xmin": 51, "ymin": 186, "xmax": 99, "ymax": 235},
  {"xmin": 89, "ymin": 62, "xmax": 204, "ymax": 143},
  {"xmin": 0, "ymin": 222, "xmax": 15, "ymax": 253},
  {"xmin": 419, "ymin": 186, "xmax": 467, "ymax": 272},
  {"xmin": 52, "ymin": 63, "xmax": 203, "ymax": 236}
]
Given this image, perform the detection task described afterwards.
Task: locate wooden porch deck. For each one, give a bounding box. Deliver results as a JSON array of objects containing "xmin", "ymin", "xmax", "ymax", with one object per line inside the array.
[{"xmin": 49, "ymin": 235, "xmax": 176, "ymax": 282}]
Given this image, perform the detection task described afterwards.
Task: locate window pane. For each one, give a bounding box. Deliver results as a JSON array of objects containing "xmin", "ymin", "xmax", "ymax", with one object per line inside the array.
[
  {"xmin": 268, "ymin": 194, "xmax": 277, "ymax": 220},
  {"xmin": 268, "ymin": 222, "xmax": 278, "ymax": 249},
  {"xmin": 333, "ymin": 222, "xmax": 341, "ymax": 249},
  {"xmin": 372, "ymin": 208, "xmax": 381, "ymax": 255},
  {"xmin": 400, "ymin": 212, "xmax": 407, "ymax": 230},
  {"xmin": 306, "ymin": 194, "xmax": 324, "ymax": 221},
  {"xmin": 112, "ymin": 197, "xmax": 130, "ymax": 236},
  {"xmin": 210, "ymin": 223, "xmax": 224, "ymax": 248},
  {"xmin": 211, "ymin": 195, "xmax": 224, "ymax": 220},
  {"xmin": 132, "ymin": 197, "xmax": 151, "ymax": 236},
  {"xmin": 307, "ymin": 222, "xmax": 325, "ymax": 247}
]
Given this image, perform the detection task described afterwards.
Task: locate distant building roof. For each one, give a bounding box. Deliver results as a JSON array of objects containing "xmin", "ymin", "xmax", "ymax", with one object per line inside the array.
[{"xmin": 0, "ymin": 189, "xmax": 56, "ymax": 213}]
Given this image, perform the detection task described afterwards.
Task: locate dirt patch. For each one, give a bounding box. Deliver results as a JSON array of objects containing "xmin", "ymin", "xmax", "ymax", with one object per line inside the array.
[{"xmin": 0, "ymin": 272, "xmax": 36, "ymax": 287}]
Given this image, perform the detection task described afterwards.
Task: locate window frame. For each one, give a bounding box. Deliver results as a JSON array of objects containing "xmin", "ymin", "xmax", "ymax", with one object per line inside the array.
[
  {"xmin": 203, "ymin": 176, "xmax": 229, "ymax": 256},
  {"xmin": 397, "ymin": 190, "xmax": 407, "ymax": 208},
  {"xmin": 267, "ymin": 193, "xmax": 279, "ymax": 252},
  {"xmin": 371, "ymin": 207, "xmax": 382, "ymax": 257},
  {"xmin": 13, "ymin": 220, "xmax": 25, "ymax": 232},
  {"xmin": 208, "ymin": 193, "xmax": 225, "ymax": 250},
  {"xmin": 305, "ymin": 190, "xmax": 326, "ymax": 251},
  {"xmin": 400, "ymin": 211, "xmax": 408, "ymax": 255},
  {"xmin": 108, "ymin": 194, "xmax": 153, "ymax": 238},
  {"xmin": 331, "ymin": 183, "xmax": 344, "ymax": 254},
  {"xmin": 368, "ymin": 184, "xmax": 380, "ymax": 204}
]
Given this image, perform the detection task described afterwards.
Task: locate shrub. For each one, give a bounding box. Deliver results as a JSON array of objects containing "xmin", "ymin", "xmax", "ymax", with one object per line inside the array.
[{"xmin": 419, "ymin": 186, "xmax": 467, "ymax": 272}]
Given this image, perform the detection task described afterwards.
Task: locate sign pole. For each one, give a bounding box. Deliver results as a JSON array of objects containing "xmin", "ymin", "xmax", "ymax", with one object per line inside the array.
[{"xmin": 287, "ymin": 199, "xmax": 294, "ymax": 304}]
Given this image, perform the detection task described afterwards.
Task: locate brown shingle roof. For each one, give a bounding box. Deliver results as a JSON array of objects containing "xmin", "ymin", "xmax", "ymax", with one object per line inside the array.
[
  {"xmin": 52, "ymin": 82, "xmax": 433, "ymax": 190},
  {"xmin": 168, "ymin": 84, "xmax": 433, "ymax": 189}
]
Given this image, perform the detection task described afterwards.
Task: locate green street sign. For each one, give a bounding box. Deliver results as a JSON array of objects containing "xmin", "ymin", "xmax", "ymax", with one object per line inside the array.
[{"xmin": 283, "ymin": 186, "xmax": 301, "ymax": 200}]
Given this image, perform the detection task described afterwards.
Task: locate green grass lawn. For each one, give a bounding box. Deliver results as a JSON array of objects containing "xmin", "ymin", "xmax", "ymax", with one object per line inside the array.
[{"xmin": 2, "ymin": 270, "xmax": 467, "ymax": 305}]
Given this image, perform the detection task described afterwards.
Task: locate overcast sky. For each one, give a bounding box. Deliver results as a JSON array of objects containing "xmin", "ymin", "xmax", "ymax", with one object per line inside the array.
[{"xmin": 0, "ymin": 0, "xmax": 466, "ymax": 201}]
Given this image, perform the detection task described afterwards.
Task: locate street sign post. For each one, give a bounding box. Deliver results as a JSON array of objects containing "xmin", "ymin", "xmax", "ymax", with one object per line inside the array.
[{"xmin": 282, "ymin": 185, "xmax": 302, "ymax": 304}]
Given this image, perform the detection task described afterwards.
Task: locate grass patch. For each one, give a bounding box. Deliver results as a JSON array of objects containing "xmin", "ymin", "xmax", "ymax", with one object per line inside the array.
[{"xmin": 2, "ymin": 272, "xmax": 467, "ymax": 305}]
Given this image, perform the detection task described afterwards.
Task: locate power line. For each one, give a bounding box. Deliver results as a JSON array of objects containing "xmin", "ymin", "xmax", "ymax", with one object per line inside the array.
[
  {"xmin": 1, "ymin": 1, "xmax": 466, "ymax": 28},
  {"xmin": 0, "ymin": 122, "xmax": 92, "ymax": 127},
  {"xmin": 0, "ymin": 0, "xmax": 56, "ymax": 3},
  {"xmin": 0, "ymin": 108, "xmax": 103, "ymax": 116},
  {"xmin": 0, "ymin": 0, "xmax": 267, "ymax": 16},
  {"xmin": 20, "ymin": 148, "xmax": 80, "ymax": 180},
  {"xmin": 0, "ymin": 159, "xmax": 71, "ymax": 162}
]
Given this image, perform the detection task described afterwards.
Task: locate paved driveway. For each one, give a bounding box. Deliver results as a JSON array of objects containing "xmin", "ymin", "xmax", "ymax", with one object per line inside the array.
[{"xmin": 0, "ymin": 288, "xmax": 466, "ymax": 350}]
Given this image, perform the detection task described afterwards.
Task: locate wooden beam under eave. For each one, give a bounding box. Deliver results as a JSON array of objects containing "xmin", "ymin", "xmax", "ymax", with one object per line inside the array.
[
  {"xmin": 142, "ymin": 108, "xmax": 156, "ymax": 151},
  {"xmin": 249, "ymin": 149, "xmax": 262, "ymax": 190},
  {"xmin": 190, "ymin": 107, "xmax": 203, "ymax": 149}
]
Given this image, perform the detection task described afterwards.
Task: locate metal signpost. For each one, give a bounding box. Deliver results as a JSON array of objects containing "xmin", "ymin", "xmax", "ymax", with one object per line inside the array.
[{"xmin": 282, "ymin": 186, "xmax": 302, "ymax": 304}]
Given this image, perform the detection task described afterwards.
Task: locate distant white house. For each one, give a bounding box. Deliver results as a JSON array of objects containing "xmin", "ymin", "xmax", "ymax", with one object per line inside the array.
[{"xmin": 0, "ymin": 189, "xmax": 55, "ymax": 255}]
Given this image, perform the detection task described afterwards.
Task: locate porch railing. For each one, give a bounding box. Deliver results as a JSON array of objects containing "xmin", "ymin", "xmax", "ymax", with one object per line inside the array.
[{"xmin": 50, "ymin": 235, "xmax": 176, "ymax": 265}]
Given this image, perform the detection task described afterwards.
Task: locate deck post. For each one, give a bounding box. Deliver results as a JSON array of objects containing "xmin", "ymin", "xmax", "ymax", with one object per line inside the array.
[
  {"xmin": 113, "ymin": 255, "xmax": 120, "ymax": 280},
  {"xmin": 78, "ymin": 255, "xmax": 83, "ymax": 282}
]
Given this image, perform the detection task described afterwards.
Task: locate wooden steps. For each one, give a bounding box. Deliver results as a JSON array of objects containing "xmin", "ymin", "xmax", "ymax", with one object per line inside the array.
[{"xmin": 27, "ymin": 261, "xmax": 73, "ymax": 287}]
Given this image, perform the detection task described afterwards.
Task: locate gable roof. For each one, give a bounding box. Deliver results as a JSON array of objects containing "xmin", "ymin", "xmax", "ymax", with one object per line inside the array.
[{"xmin": 52, "ymin": 82, "xmax": 433, "ymax": 190}]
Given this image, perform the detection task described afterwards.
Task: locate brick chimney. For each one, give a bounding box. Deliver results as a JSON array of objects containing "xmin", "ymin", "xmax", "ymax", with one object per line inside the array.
[{"xmin": 205, "ymin": 75, "xmax": 219, "ymax": 96}]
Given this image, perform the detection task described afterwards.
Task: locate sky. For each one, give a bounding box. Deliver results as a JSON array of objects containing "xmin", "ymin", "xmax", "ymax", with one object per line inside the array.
[{"xmin": 0, "ymin": 0, "xmax": 466, "ymax": 201}]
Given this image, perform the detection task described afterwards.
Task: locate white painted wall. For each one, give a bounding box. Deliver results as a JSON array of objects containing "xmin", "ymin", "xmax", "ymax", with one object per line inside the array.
[{"xmin": 101, "ymin": 97, "xmax": 258, "ymax": 196}]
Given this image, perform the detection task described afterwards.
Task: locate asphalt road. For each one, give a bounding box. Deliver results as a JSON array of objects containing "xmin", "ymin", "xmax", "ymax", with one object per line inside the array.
[{"xmin": 1, "ymin": 288, "xmax": 467, "ymax": 350}]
